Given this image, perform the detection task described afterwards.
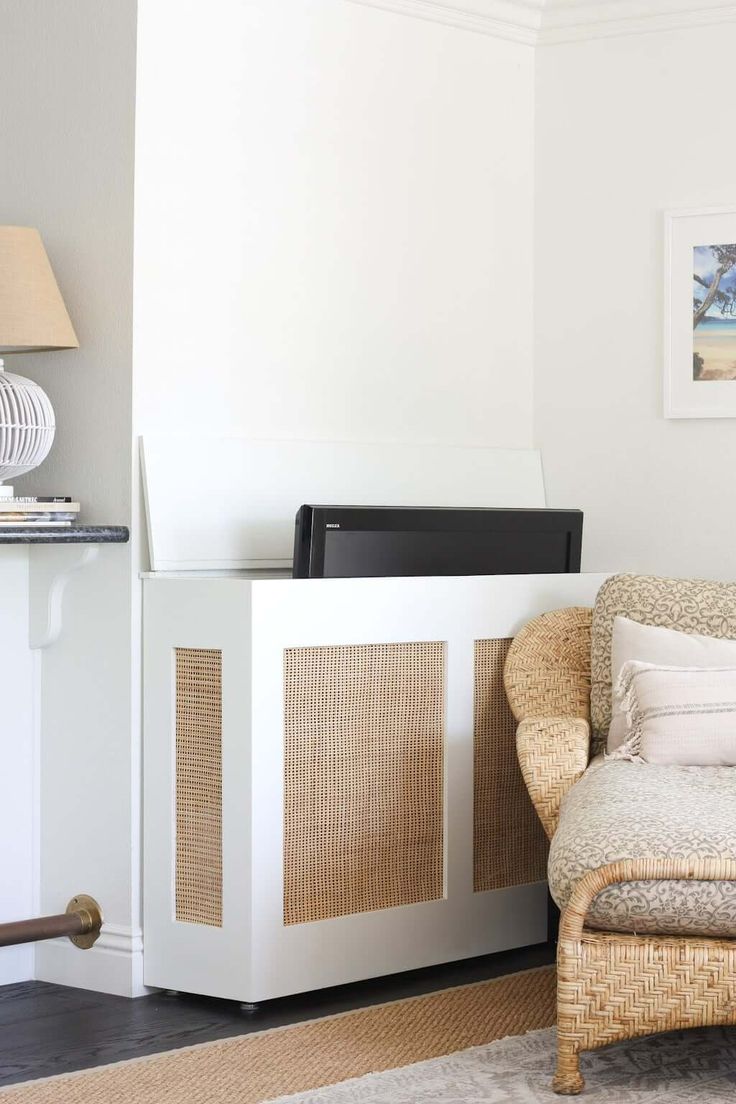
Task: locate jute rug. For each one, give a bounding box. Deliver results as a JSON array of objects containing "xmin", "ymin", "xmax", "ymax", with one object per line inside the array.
[
  {"xmin": 0, "ymin": 966, "xmax": 556, "ymax": 1102},
  {"xmin": 4, "ymin": 965, "xmax": 734, "ymax": 1102}
]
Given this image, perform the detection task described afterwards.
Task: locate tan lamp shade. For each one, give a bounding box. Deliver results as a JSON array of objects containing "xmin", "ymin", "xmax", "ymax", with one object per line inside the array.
[{"xmin": 0, "ymin": 226, "xmax": 79, "ymax": 353}]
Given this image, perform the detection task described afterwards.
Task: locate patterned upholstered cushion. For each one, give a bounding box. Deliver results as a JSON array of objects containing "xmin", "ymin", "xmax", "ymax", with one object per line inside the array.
[
  {"xmin": 591, "ymin": 574, "xmax": 736, "ymax": 753},
  {"xmin": 549, "ymin": 759, "xmax": 736, "ymax": 937}
]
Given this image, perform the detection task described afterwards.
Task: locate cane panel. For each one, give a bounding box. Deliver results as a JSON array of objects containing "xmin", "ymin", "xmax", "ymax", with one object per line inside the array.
[
  {"xmin": 284, "ymin": 642, "xmax": 445, "ymax": 925},
  {"xmin": 474, "ymin": 639, "xmax": 548, "ymax": 892},
  {"xmin": 174, "ymin": 648, "xmax": 223, "ymax": 927}
]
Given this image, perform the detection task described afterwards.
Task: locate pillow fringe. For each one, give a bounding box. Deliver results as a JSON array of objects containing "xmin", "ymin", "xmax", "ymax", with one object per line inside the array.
[{"xmin": 606, "ymin": 660, "xmax": 645, "ymax": 762}]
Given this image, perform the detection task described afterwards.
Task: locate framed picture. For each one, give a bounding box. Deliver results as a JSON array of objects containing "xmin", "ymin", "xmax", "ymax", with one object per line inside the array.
[{"xmin": 664, "ymin": 206, "xmax": 736, "ymax": 418}]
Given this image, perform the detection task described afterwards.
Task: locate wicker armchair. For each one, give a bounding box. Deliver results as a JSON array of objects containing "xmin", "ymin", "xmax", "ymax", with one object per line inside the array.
[{"xmin": 505, "ymin": 604, "xmax": 736, "ymax": 1095}]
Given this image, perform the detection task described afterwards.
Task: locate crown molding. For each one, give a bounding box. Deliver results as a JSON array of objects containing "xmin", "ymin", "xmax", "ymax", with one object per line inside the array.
[
  {"xmin": 539, "ymin": 1, "xmax": 736, "ymax": 44},
  {"xmin": 345, "ymin": 0, "xmax": 543, "ymax": 44},
  {"xmin": 346, "ymin": 0, "xmax": 736, "ymax": 44}
]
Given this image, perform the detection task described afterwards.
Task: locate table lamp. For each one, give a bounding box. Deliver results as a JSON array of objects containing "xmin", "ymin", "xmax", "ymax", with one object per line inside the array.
[{"xmin": 0, "ymin": 226, "xmax": 79, "ymax": 495}]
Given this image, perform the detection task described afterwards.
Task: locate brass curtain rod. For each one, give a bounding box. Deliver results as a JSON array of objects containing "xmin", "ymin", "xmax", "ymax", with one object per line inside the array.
[{"xmin": 0, "ymin": 895, "xmax": 102, "ymax": 950}]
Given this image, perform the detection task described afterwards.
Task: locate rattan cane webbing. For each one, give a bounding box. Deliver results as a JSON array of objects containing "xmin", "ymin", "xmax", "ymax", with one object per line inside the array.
[
  {"xmin": 503, "ymin": 607, "xmax": 592, "ymax": 724},
  {"xmin": 503, "ymin": 608, "xmax": 593, "ymax": 841},
  {"xmin": 560, "ymin": 930, "xmax": 736, "ymax": 1052},
  {"xmin": 175, "ymin": 648, "xmax": 223, "ymax": 927},
  {"xmin": 473, "ymin": 640, "xmax": 548, "ymax": 892},
  {"xmin": 283, "ymin": 642, "xmax": 444, "ymax": 925},
  {"xmin": 553, "ymin": 858, "xmax": 736, "ymax": 1094}
]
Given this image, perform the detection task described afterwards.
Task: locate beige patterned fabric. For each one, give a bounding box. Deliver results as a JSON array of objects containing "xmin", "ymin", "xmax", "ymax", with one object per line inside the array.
[
  {"xmin": 549, "ymin": 759, "xmax": 736, "ymax": 936},
  {"xmin": 591, "ymin": 574, "xmax": 736, "ymax": 753}
]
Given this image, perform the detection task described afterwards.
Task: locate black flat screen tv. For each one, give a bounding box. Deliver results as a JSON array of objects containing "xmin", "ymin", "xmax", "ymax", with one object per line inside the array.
[{"xmin": 292, "ymin": 505, "xmax": 583, "ymax": 579}]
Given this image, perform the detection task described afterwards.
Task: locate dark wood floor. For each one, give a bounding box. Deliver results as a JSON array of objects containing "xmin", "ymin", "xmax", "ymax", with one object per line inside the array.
[{"xmin": 0, "ymin": 941, "xmax": 554, "ymax": 1087}]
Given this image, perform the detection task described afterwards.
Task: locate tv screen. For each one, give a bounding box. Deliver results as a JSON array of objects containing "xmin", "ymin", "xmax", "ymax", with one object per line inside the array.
[{"xmin": 292, "ymin": 506, "xmax": 583, "ymax": 579}]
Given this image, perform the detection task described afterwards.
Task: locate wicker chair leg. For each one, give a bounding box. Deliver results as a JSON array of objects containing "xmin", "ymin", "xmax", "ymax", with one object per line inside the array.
[{"xmin": 553, "ymin": 1040, "xmax": 584, "ymax": 1095}]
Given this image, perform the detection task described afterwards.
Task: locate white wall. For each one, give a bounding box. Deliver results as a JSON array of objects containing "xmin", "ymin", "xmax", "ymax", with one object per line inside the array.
[
  {"xmin": 0, "ymin": 0, "xmax": 536, "ymax": 997},
  {"xmin": 535, "ymin": 23, "xmax": 736, "ymax": 581},
  {"xmin": 0, "ymin": 552, "xmax": 33, "ymax": 985},
  {"xmin": 133, "ymin": 0, "xmax": 535, "ymax": 454},
  {"xmin": 0, "ymin": 0, "xmax": 140, "ymax": 992}
]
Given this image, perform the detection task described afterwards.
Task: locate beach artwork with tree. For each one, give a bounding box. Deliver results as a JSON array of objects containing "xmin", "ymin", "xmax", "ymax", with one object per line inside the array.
[{"xmin": 693, "ymin": 243, "xmax": 736, "ymax": 380}]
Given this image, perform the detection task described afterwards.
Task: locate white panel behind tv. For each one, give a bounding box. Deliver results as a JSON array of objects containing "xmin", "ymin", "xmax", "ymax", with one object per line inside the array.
[{"xmin": 141, "ymin": 436, "xmax": 546, "ymax": 571}]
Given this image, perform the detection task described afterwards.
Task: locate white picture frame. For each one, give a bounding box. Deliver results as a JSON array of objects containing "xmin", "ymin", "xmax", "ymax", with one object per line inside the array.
[{"xmin": 665, "ymin": 206, "xmax": 736, "ymax": 418}]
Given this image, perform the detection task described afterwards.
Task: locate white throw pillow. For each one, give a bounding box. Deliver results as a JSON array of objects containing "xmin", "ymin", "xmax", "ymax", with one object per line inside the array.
[
  {"xmin": 608, "ymin": 616, "xmax": 736, "ymax": 752},
  {"xmin": 610, "ymin": 660, "xmax": 736, "ymax": 765}
]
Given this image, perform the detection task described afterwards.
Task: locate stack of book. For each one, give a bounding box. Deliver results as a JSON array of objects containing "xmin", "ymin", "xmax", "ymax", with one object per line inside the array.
[{"xmin": 0, "ymin": 496, "xmax": 80, "ymax": 527}]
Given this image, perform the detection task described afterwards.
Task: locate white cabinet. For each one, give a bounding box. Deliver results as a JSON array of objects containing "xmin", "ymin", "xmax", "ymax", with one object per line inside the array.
[{"xmin": 143, "ymin": 572, "xmax": 607, "ymax": 1001}]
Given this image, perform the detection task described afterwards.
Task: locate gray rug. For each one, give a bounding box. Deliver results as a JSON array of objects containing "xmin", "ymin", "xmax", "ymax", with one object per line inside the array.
[{"xmin": 268, "ymin": 1026, "xmax": 736, "ymax": 1102}]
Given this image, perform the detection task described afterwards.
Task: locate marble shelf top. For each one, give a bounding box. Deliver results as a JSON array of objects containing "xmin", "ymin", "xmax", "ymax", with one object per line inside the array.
[{"xmin": 0, "ymin": 525, "xmax": 129, "ymax": 545}]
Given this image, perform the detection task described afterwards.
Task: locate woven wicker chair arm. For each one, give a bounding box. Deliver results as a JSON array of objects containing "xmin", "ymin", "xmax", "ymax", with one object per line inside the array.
[
  {"xmin": 516, "ymin": 716, "xmax": 589, "ymax": 841},
  {"xmin": 504, "ymin": 607, "xmax": 592, "ymax": 723},
  {"xmin": 559, "ymin": 858, "xmax": 736, "ymax": 943}
]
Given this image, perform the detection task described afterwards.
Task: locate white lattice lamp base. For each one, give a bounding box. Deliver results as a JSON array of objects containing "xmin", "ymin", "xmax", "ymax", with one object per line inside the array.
[{"xmin": 0, "ymin": 359, "xmax": 56, "ymax": 490}]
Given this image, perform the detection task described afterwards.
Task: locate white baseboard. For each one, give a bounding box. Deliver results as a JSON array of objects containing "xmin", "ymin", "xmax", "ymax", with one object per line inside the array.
[{"xmin": 35, "ymin": 924, "xmax": 149, "ymax": 998}]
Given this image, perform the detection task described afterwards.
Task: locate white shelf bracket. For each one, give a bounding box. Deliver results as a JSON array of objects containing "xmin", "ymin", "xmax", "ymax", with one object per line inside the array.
[{"xmin": 29, "ymin": 545, "xmax": 100, "ymax": 650}]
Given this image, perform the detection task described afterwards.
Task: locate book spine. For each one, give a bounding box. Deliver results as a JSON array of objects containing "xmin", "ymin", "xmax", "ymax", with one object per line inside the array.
[
  {"xmin": 0, "ymin": 511, "xmax": 76, "ymax": 520},
  {"xmin": 0, "ymin": 503, "xmax": 79, "ymax": 513}
]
